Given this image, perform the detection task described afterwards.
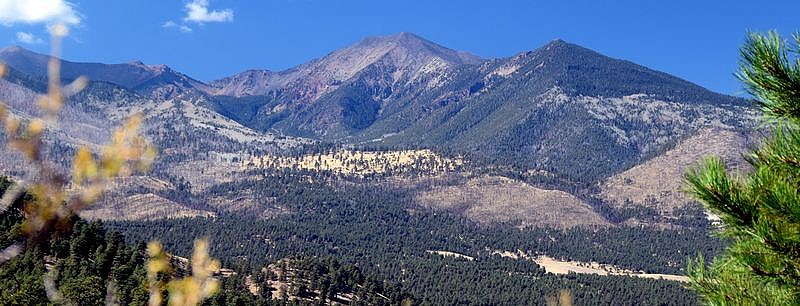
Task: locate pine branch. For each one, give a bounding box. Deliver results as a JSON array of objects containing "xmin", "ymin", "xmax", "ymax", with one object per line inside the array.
[{"xmin": 737, "ymin": 31, "xmax": 800, "ymax": 122}]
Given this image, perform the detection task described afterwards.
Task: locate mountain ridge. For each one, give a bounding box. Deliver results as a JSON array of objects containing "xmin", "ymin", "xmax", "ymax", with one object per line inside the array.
[
  {"xmin": 0, "ymin": 45, "xmax": 209, "ymax": 98},
  {"xmin": 209, "ymin": 32, "xmax": 483, "ymax": 97},
  {"xmin": 0, "ymin": 34, "xmax": 742, "ymax": 103},
  {"xmin": 0, "ymin": 33, "xmax": 754, "ymax": 183}
]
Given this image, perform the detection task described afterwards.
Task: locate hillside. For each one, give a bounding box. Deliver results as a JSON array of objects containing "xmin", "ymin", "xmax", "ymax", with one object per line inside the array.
[
  {"xmin": 80, "ymin": 176, "xmax": 215, "ymax": 221},
  {"xmin": 261, "ymin": 258, "xmax": 412, "ymax": 304},
  {"xmin": 414, "ymin": 175, "xmax": 610, "ymax": 228},
  {"xmin": 0, "ymin": 34, "xmax": 757, "ymax": 227},
  {"xmin": 245, "ymin": 149, "xmax": 463, "ymax": 176},
  {"xmin": 208, "ymin": 36, "xmax": 753, "ymax": 182},
  {"xmin": 359, "ymin": 40, "xmax": 753, "ymax": 181},
  {"xmin": 210, "ymin": 32, "xmax": 482, "ymax": 97},
  {"xmin": 0, "ymin": 45, "xmax": 209, "ymax": 98},
  {"xmin": 210, "ymin": 32, "xmax": 484, "ymax": 137},
  {"xmin": 599, "ymin": 128, "xmax": 751, "ymax": 226},
  {"xmin": 0, "ymin": 179, "xmax": 408, "ymax": 305},
  {"xmin": 0, "ymin": 32, "xmax": 754, "ymax": 304}
]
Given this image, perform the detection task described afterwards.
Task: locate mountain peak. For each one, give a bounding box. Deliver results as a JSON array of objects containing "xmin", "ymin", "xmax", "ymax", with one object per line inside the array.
[
  {"xmin": 392, "ymin": 31, "xmax": 417, "ymax": 38},
  {"xmin": 389, "ymin": 31, "xmax": 425, "ymax": 42},
  {"xmin": 246, "ymin": 68, "xmax": 272, "ymax": 73},
  {"xmin": 496, "ymin": 38, "xmax": 747, "ymax": 105},
  {"xmin": 354, "ymin": 32, "xmax": 482, "ymax": 65},
  {"xmin": 363, "ymin": 31, "xmax": 419, "ymax": 39},
  {"xmin": 357, "ymin": 32, "xmax": 429, "ymax": 48},
  {"xmin": 0, "ymin": 45, "xmax": 207, "ymax": 94},
  {"xmin": 210, "ymin": 32, "xmax": 483, "ymax": 97},
  {"xmin": 538, "ymin": 39, "xmax": 588, "ymax": 54},
  {"xmin": 1, "ymin": 45, "xmax": 26, "ymax": 53},
  {"xmin": 208, "ymin": 69, "xmax": 280, "ymax": 96},
  {"xmin": 0, "ymin": 45, "xmax": 46, "ymax": 60}
]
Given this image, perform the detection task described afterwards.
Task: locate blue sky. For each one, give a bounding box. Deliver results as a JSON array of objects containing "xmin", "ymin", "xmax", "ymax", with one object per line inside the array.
[{"xmin": 0, "ymin": 0, "xmax": 798, "ymax": 96}]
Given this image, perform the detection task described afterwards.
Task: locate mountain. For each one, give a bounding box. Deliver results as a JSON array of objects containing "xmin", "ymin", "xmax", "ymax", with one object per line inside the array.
[
  {"xmin": 210, "ymin": 32, "xmax": 482, "ymax": 97},
  {"xmin": 0, "ymin": 45, "xmax": 208, "ymax": 98},
  {"xmin": 0, "ymin": 32, "xmax": 755, "ymax": 211},
  {"xmin": 208, "ymin": 33, "xmax": 486, "ymax": 136},
  {"xmin": 415, "ymin": 175, "xmax": 611, "ymax": 228},
  {"xmin": 0, "ymin": 32, "xmax": 756, "ymax": 305},
  {"xmin": 599, "ymin": 128, "xmax": 751, "ymax": 227},
  {"xmin": 209, "ymin": 69, "xmax": 280, "ymax": 97},
  {"xmin": 0, "ymin": 49, "xmax": 305, "ymax": 219},
  {"xmin": 364, "ymin": 39, "xmax": 754, "ymax": 181},
  {"xmin": 208, "ymin": 36, "xmax": 753, "ymax": 181}
]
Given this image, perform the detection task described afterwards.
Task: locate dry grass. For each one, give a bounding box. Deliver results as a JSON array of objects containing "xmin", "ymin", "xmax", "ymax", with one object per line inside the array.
[
  {"xmin": 534, "ymin": 256, "xmax": 689, "ymax": 282},
  {"xmin": 600, "ymin": 128, "xmax": 749, "ymax": 221},
  {"xmin": 264, "ymin": 259, "xmax": 362, "ymax": 304},
  {"xmin": 426, "ymin": 250, "xmax": 475, "ymax": 261},
  {"xmin": 245, "ymin": 149, "xmax": 462, "ymax": 176},
  {"xmin": 80, "ymin": 193, "xmax": 214, "ymax": 221},
  {"xmin": 493, "ymin": 250, "xmax": 689, "ymax": 282},
  {"xmin": 206, "ymin": 188, "xmax": 291, "ymax": 219},
  {"xmin": 108, "ymin": 175, "xmax": 174, "ymax": 191},
  {"xmin": 415, "ymin": 175, "xmax": 610, "ymax": 229},
  {"xmin": 169, "ymin": 157, "xmax": 250, "ymax": 192},
  {"xmin": 77, "ymin": 175, "xmax": 216, "ymax": 221}
]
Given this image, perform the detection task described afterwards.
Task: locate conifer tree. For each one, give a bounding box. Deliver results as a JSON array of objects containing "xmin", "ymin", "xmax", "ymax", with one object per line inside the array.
[{"xmin": 687, "ymin": 31, "xmax": 800, "ymax": 304}]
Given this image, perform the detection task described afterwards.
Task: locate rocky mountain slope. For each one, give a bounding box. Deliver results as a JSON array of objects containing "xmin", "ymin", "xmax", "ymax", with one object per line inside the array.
[
  {"xmin": 0, "ymin": 54, "xmax": 306, "ymax": 221},
  {"xmin": 0, "ymin": 33, "xmax": 757, "ymax": 227},
  {"xmin": 599, "ymin": 128, "xmax": 752, "ymax": 226},
  {"xmin": 415, "ymin": 175, "xmax": 611, "ymax": 229},
  {"xmin": 210, "ymin": 32, "xmax": 481, "ymax": 97},
  {"xmin": 209, "ymin": 32, "xmax": 484, "ymax": 136},
  {"xmin": 0, "ymin": 45, "xmax": 209, "ymax": 99},
  {"xmin": 210, "ymin": 36, "xmax": 754, "ymax": 181}
]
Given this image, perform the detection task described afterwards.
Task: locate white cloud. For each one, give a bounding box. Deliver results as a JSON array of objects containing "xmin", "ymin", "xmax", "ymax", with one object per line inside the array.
[
  {"xmin": 183, "ymin": 0, "xmax": 233, "ymax": 23},
  {"xmin": 163, "ymin": 20, "xmax": 193, "ymax": 33},
  {"xmin": 0, "ymin": 0, "xmax": 81, "ymax": 26},
  {"xmin": 163, "ymin": 1, "xmax": 232, "ymax": 33},
  {"xmin": 16, "ymin": 31, "xmax": 44, "ymax": 44}
]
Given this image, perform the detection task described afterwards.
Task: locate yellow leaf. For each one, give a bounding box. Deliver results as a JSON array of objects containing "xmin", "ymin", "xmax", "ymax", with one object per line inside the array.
[
  {"xmin": 147, "ymin": 241, "xmax": 163, "ymax": 257},
  {"xmin": 28, "ymin": 119, "xmax": 45, "ymax": 136},
  {"xmin": 67, "ymin": 76, "xmax": 88, "ymax": 93},
  {"xmin": 5, "ymin": 116, "xmax": 19, "ymax": 134},
  {"xmin": 73, "ymin": 147, "xmax": 97, "ymax": 183}
]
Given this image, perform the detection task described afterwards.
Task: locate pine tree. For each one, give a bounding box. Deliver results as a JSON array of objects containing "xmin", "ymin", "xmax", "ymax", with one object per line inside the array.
[{"xmin": 686, "ymin": 31, "xmax": 800, "ymax": 304}]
